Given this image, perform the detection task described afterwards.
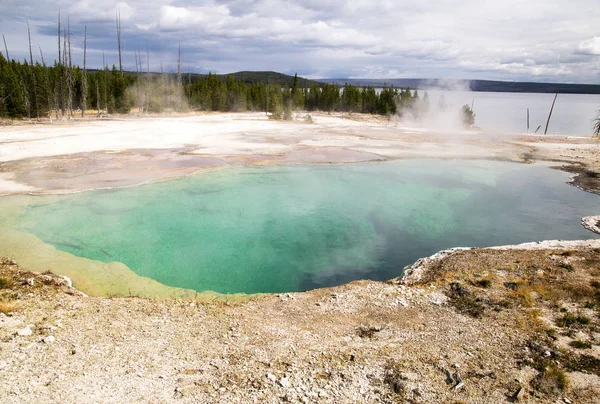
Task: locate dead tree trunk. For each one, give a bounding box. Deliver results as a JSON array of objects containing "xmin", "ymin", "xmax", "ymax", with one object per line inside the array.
[
  {"xmin": 160, "ymin": 61, "xmax": 165, "ymax": 110},
  {"xmin": 96, "ymin": 76, "xmax": 100, "ymax": 115},
  {"xmin": 62, "ymin": 28, "xmax": 68, "ymax": 117},
  {"xmin": 177, "ymin": 42, "xmax": 182, "ymax": 111},
  {"xmin": 544, "ymin": 93, "xmax": 558, "ymax": 135},
  {"xmin": 102, "ymin": 50, "xmax": 108, "ymax": 112},
  {"xmin": 188, "ymin": 72, "xmax": 191, "ymax": 104},
  {"xmin": 21, "ymin": 77, "xmax": 31, "ymax": 119},
  {"xmin": 146, "ymin": 45, "xmax": 150, "ymax": 113},
  {"xmin": 57, "ymin": 11, "xmax": 64, "ymax": 118},
  {"xmin": 67, "ymin": 18, "xmax": 73, "ymax": 118},
  {"xmin": 2, "ymin": 35, "xmax": 9, "ymax": 61},
  {"xmin": 81, "ymin": 25, "xmax": 87, "ymax": 118},
  {"xmin": 116, "ymin": 8, "xmax": 123, "ymax": 76},
  {"xmin": 26, "ymin": 19, "xmax": 39, "ymax": 119},
  {"xmin": 39, "ymin": 47, "xmax": 53, "ymax": 120}
]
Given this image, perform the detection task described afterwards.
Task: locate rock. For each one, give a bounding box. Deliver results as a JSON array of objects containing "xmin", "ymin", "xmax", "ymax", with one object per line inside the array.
[
  {"xmin": 512, "ymin": 386, "xmax": 525, "ymax": 401},
  {"xmin": 17, "ymin": 327, "xmax": 33, "ymax": 336},
  {"xmin": 25, "ymin": 278, "xmax": 35, "ymax": 286},
  {"xmin": 563, "ymin": 398, "xmax": 572, "ymax": 404},
  {"xmin": 43, "ymin": 335, "xmax": 55, "ymax": 344},
  {"xmin": 279, "ymin": 377, "xmax": 291, "ymax": 388},
  {"xmin": 266, "ymin": 373, "xmax": 277, "ymax": 382},
  {"xmin": 503, "ymin": 282, "xmax": 518, "ymax": 290},
  {"xmin": 40, "ymin": 275, "xmax": 54, "ymax": 285},
  {"xmin": 60, "ymin": 276, "xmax": 73, "ymax": 288}
]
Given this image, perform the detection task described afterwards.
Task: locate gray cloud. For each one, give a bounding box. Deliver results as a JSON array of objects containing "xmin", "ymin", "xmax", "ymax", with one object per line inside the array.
[{"xmin": 1, "ymin": 0, "xmax": 599, "ymax": 82}]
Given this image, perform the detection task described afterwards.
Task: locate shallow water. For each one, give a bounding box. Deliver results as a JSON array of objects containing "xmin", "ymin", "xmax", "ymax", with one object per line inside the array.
[{"xmin": 2, "ymin": 160, "xmax": 599, "ymax": 294}]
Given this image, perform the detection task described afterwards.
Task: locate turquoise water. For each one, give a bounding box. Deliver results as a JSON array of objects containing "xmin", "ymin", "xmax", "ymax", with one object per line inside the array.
[{"xmin": 9, "ymin": 160, "xmax": 600, "ymax": 294}]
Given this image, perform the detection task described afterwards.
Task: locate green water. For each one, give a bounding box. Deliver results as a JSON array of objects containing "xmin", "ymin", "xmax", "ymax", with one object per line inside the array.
[{"xmin": 4, "ymin": 160, "xmax": 599, "ymax": 294}]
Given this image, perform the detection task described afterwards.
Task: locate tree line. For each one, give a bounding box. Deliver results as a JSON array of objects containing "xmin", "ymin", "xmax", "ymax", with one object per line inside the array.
[{"xmin": 1, "ymin": 50, "xmax": 433, "ymax": 120}]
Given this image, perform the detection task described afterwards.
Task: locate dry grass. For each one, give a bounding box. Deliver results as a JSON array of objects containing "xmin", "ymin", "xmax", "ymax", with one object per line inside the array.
[
  {"xmin": 0, "ymin": 277, "xmax": 12, "ymax": 289},
  {"xmin": 0, "ymin": 299, "xmax": 17, "ymax": 314}
]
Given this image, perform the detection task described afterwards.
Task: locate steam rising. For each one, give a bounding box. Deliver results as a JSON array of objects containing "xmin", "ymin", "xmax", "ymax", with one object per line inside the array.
[{"xmin": 397, "ymin": 79, "xmax": 475, "ymax": 133}]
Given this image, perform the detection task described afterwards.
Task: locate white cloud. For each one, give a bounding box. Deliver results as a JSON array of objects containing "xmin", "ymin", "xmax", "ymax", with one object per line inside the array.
[
  {"xmin": 0, "ymin": 0, "xmax": 599, "ymax": 82},
  {"xmin": 578, "ymin": 37, "xmax": 600, "ymax": 55}
]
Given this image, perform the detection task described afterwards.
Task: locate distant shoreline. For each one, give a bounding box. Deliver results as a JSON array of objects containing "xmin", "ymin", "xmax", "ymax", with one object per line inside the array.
[{"xmin": 322, "ymin": 78, "xmax": 600, "ymax": 95}]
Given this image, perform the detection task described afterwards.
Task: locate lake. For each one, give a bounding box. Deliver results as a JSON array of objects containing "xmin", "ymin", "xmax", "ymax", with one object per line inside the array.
[{"xmin": 407, "ymin": 90, "xmax": 600, "ymax": 135}]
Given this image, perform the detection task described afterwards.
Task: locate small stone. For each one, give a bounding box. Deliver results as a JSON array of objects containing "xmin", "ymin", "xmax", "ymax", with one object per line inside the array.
[
  {"xmin": 543, "ymin": 350, "xmax": 551, "ymax": 358},
  {"xmin": 25, "ymin": 278, "xmax": 35, "ymax": 286},
  {"xmin": 563, "ymin": 398, "xmax": 572, "ymax": 404},
  {"xmin": 17, "ymin": 327, "xmax": 33, "ymax": 336},
  {"xmin": 43, "ymin": 335, "xmax": 56, "ymax": 344},
  {"xmin": 453, "ymin": 363, "xmax": 460, "ymax": 369},
  {"xmin": 279, "ymin": 377, "xmax": 291, "ymax": 388},
  {"xmin": 60, "ymin": 276, "xmax": 73, "ymax": 288},
  {"xmin": 266, "ymin": 372, "xmax": 277, "ymax": 382},
  {"xmin": 513, "ymin": 386, "xmax": 525, "ymax": 401}
]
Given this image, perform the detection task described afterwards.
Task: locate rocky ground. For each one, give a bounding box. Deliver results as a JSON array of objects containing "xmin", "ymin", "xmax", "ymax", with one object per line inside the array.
[{"xmin": 1, "ymin": 240, "xmax": 600, "ymax": 403}]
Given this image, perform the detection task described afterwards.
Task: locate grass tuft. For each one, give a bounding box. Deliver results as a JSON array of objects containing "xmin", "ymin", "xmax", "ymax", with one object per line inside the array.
[
  {"xmin": 569, "ymin": 340, "xmax": 592, "ymax": 349},
  {"xmin": 0, "ymin": 300, "xmax": 17, "ymax": 314},
  {"xmin": 0, "ymin": 277, "xmax": 12, "ymax": 289},
  {"xmin": 555, "ymin": 312, "xmax": 591, "ymax": 328}
]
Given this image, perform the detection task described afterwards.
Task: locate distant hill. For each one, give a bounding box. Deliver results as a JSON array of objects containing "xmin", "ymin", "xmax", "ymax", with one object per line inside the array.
[
  {"xmin": 224, "ymin": 71, "xmax": 321, "ymax": 87},
  {"xmin": 323, "ymin": 78, "xmax": 600, "ymax": 95},
  {"xmin": 136, "ymin": 71, "xmax": 321, "ymax": 87}
]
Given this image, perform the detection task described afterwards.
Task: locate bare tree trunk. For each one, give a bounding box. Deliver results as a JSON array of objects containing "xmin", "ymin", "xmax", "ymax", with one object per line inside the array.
[
  {"xmin": 57, "ymin": 10, "xmax": 64, "ymax": 118},
  {"xmin": 544, "ymin": 93, "xmax": 558, "ymax": 135},
  {"xmin": 102, "ymin": 50, "xmax": 108, "ymax": 112},
  {"xmin": 26, "ymin": 19, "xmax": 39, "ymax": 119},
  {"xmin": 2, "ymin": 34, "xmax": 9, "ymax": 61},
  {"xmin": 62, "ymin": 28, "xmax": 67, "ymax": 117},
  {"xmin": 116, "ymin": 8, "xmax": 123, "ymax": 76},
  {"xmin": 177, "ymin": 42, "xmax": 182, "ymax": 111},
  {"xmin": 188, "ymin": 72, "xmax": 191, "ymax": 104},
  {"xmin": 67, "ymin": 17, "xmax": 73, "ymax": 118},
  {"xmin": 39, "ymin": 46, "xmax": 53, "ymax": 120},
  {"xmin": 135, "ymin": 48, "xmax": 142, "ymax": 113},
  {"xmin": 146, "ymin": 44, "xmax": 150, "ymax": 113},
  {"xmin": 160, "ymin": 61, "xmax": 165, "ymax": 109},
  {"xmin": 21, "ymin": 77, "xmax": 31, "ymax": 119},
  {"xmin": 81, "ymin": 25, "xmax": 87, "ymax": 118},
  {"xmin": 96, "ymin": 76, "xmax": 100, "ymax": 115}
]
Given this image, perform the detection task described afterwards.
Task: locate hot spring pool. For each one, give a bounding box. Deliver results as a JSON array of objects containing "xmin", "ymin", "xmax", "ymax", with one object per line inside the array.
[{"xmin": 1, "ymin": 160, "xmax": 598, "ymax": 294}]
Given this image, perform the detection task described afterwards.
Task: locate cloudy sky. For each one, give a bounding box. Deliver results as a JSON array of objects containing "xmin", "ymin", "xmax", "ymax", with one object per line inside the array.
[{"xmin": 1, "ymin": 0, "xmax": 599, "ymax": 82}]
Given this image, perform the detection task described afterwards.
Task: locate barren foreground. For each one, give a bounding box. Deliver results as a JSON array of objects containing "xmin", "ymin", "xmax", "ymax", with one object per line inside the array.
[{"xmin": 2, "ymin": 240, "xmax": 600, "ymax": 403}]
